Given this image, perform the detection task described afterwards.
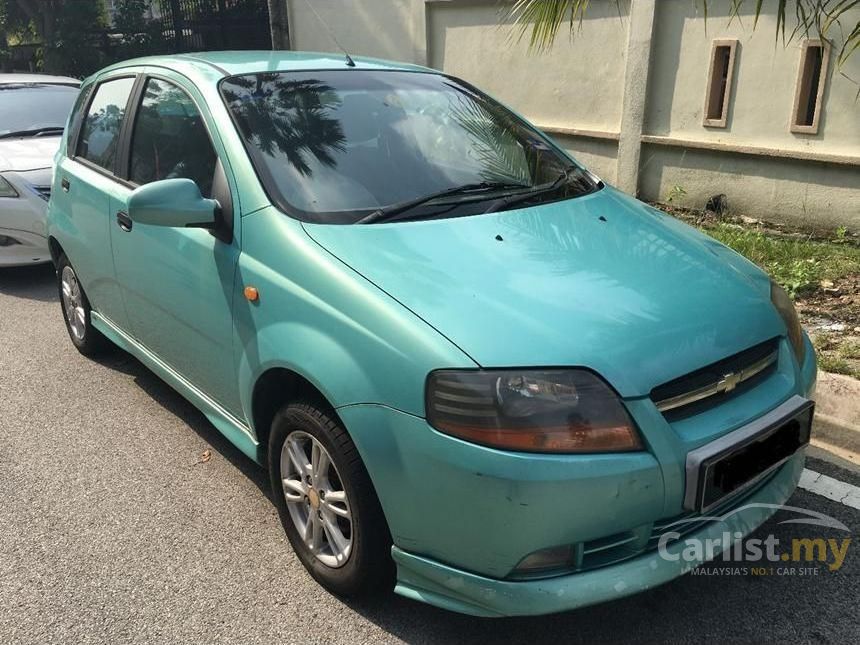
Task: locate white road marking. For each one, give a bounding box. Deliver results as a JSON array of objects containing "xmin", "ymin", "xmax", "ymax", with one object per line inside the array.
[{"xmin": 799, "ymin": 469, "xmax": 860, "ymax": 510}]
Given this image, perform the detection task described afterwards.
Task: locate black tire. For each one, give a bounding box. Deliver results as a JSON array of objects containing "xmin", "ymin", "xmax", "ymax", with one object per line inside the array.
[
  {"xmin": 56, "ymin": 253, "xmax": 110, "ymax": 357},
  {"xmin": 268, "ymin": 402, "xmax": 394, "ymax": 597}
]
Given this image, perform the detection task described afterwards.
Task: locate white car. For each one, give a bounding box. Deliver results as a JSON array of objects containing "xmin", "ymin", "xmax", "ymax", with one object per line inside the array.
[{"xmin": 0, "ymin": 74, "xmax": 80, "ymax": 267}]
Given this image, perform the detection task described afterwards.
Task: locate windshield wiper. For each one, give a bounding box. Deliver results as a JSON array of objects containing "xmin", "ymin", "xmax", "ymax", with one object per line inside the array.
[
  {"xmin": 0, "ymin": 126, "xmax": 65, "ymax": 140},
  {"xmin": 482, "ymin": 167, "xmax": 580, "ymax": 215},
  {"xmin": 357, "ymin": 181, "xmax": 530, "ymax": 224}
]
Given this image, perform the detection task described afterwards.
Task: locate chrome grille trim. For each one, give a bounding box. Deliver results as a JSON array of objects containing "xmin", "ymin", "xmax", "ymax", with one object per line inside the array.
[{"xmin": 654, "ymin": 349, "xmax": 778, "ymax": 413}]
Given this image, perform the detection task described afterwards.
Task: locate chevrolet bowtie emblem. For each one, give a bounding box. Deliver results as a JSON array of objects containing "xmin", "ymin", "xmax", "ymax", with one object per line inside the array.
[{"xmin": 717, "ymin": 371, "xmax": 742, "ymax": 393}]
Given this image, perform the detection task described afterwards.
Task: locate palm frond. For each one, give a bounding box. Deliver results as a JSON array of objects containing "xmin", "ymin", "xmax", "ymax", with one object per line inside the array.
[
  {"xmin": 506, "ymin": 0, "xmax": 859, "ymax": 66},
  {"xmin": 505, "ymin": 0, "xmax": 617, "ymax": 51},
  {"xmin": 838, "ymin": 19, "xmax": 860, "ymax": 64}
]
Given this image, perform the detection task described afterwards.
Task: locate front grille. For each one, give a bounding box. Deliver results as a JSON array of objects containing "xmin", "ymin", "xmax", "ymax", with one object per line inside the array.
[{"xmin": 651, "ymin": 338, "xmax": 780, "ymax": 417}]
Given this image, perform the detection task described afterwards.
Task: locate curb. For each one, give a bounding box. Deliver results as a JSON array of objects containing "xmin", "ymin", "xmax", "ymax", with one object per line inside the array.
[{"xmin": 812, "ymin": 370, "xmax": 860, "ymax": 460}]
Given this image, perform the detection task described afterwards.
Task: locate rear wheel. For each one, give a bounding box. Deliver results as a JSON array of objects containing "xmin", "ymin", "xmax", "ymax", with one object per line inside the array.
[
  {"xmin": 269, "ymin": 403, "xmax": 394, "ymax": 596},
  {"xmin": 57, "ymin": 254, "xmax": 109, "ymax": 357}
]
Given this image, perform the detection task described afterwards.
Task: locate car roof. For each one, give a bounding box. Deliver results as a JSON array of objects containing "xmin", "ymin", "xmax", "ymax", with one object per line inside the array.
[
  {"xmin": 0, "ymin": 73, "xmax": 80, "ymax": 86},
  {"xmin": 93, "ymin": 50, "xmax": 435, "ymax": 84}
]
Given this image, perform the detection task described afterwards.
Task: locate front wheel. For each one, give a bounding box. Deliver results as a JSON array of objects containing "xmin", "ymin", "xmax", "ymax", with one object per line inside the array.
[
  {"xmin": 56, "ymin": 254, "xmax": 110, "ymax": 357},
  {"xmin": 268, "ymin": 403, "xmax": 394, "ymax": 597}
]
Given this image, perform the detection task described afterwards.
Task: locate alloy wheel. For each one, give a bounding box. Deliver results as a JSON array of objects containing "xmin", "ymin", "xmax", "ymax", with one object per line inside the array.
[
  {"xmin": 60, "ymin": 265, "xmax": 86, "ymax": 341},
  {"xmin": 280, "ymin": 431, "xmax": 353, "ymax": 568}
]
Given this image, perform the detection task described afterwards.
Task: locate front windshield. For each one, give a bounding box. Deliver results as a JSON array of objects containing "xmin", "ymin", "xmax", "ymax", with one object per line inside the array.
[
  {"xmin": 0, "ymin": 84, "xmax": 79, "ymax": 137},
  {"xmin": 221, "ymin": 70, "xmax": 599, "ymax": 224}
]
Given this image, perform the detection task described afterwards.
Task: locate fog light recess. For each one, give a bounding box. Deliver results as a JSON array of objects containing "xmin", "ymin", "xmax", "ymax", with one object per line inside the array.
[{"xmin": 513, "ymin": 545, "xmax": 574, "ymax": 576}]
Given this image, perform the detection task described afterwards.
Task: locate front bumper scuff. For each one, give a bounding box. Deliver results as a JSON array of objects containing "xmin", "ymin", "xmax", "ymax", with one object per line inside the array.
[{"xmin": 391, "ymin": 453, "xmax": 804, "ymax": 617}]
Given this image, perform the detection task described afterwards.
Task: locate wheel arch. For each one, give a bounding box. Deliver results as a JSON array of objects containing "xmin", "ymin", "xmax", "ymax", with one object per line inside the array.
[
  {"xmin": 47, "ymin": 236, "xmax": 64, "ymax": 266},
  {"xmin": 251, "ymin": 366, "xmax": 342, "ymax": 458}
]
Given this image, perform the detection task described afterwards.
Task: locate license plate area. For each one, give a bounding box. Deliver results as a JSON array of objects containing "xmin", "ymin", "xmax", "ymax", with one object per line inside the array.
[{"xmin": 684, "ymin": 396, "xmax": 814, "ymax": 512}]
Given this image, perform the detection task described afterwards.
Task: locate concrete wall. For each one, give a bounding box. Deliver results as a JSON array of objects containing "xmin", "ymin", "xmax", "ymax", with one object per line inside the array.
[
  {"xmin": 646, "ymin": 5, "xmax": 859, "ymax": 157},
  {"xmin": 641, "ymin": 2, "xmax": 860, "ymax": 229},
  {"xmin": 286, "ymin": 0, "xmax": 424, "ymax": 64},
  {"xmin": 287, "ymin": 0, "xmax": 860, "ymax": 229}
]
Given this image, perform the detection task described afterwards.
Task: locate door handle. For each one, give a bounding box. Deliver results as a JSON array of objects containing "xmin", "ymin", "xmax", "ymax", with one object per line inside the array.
[
  {"xmin": 116, "ymin": 211, "xmax": 133, "ymax": 232},
  {"xmin": 61, "ymin": 177, "xmax": 70, "ymax": 192}
]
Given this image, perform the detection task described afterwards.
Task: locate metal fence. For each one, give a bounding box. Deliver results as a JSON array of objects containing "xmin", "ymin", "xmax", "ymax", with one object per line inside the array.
[
  {"xmin": 2, "ymin": 0, "xmax": 271, "ymax": 76},
  {"xmin": 156, "ymin": 0, "xmax": 271, "ymax": 52}
]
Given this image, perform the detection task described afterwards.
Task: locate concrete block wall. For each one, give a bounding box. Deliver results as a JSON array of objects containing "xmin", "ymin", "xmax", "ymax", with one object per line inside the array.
[{"xmin": 286, "ymin": 0, "xmax": 859, "ymax": 229}]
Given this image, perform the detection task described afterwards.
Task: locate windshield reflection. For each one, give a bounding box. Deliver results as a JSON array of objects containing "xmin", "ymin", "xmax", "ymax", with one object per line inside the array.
[
  {"xmin": 221, "ymin": 70, "xmax": 595, "ymax": 224},
  {"xmin": 221, "ymin": 74, "xmax": 346, "ymax": 177}
]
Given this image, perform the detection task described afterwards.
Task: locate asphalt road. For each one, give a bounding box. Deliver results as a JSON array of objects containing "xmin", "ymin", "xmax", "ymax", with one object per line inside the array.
[{"xmin": 1, "ymin": 264, "xmax": 858, "ymax": 645}]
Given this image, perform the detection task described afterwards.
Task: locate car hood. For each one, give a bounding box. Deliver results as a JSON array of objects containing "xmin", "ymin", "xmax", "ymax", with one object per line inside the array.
[
  {"xmin": 0, "ymin": 136, "xmax": 61, "ymax": 172},
  {"xmin": 302, "ymin": 187, "xmax": 783, "ymax": 397}
]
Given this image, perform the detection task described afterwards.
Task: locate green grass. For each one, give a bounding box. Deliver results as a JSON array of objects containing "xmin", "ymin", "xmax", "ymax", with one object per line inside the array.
[
  {"xmin": 841, "ymin": 339, "xmax": 860, "ymax": 360},
  {"xmin": 811, "ymin": 333, "xmax": 860, "ymax": 379},
  {"xmin": 683, "ymin": 218, "xmax": 860, "ymax": 380},
  {"xmin": 817, "ymin": 354, "xmax": 860, "ymax": 379},
  {"xmin": 700, "ymin": 223, "xmax": 860, "ymax": 298}
]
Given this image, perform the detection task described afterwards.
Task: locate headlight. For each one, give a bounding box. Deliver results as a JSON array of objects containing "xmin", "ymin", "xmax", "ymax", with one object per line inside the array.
[
  {"xmin": 0, "ymin": 175, "xmax": 19, "ymax": 198},
  {"xmin": 771, "ymin": 281, "xmax": 806, "ymax": 364},
  {"xmin": 426, "ymin": 369, "xmax": 642, "ymax": 453}
]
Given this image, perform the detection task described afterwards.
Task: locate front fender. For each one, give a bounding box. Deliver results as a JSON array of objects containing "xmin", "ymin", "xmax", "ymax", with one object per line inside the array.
[
  {"xmin": 235, "ymin": 207, "xmax": 474, "ymax": 432},
  {"xmin": 236, "ymin": 320, "xmax": 372, "ymax": 433}
]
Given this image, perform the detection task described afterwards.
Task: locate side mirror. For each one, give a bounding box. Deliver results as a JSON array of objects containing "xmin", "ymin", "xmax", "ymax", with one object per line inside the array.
[{"xmin": 127, "ymin": 178, "xmax": 218, "ymax": 229}]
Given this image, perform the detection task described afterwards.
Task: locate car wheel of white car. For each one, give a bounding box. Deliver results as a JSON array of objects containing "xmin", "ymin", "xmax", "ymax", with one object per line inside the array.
[{"xmin": 57, "ymin": 254, "xmax": 109, "ymax": 357}]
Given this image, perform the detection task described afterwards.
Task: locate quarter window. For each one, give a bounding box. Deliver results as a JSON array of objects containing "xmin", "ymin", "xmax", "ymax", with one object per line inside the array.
[
  {"xmin": 67, "ymin": 84, "xmax": 93, "ymax": 147},
  {"xmin": 129, "ymin": 78, "xmax": 217, "ymax": 197},
  {"xmin": 76, "ymin": 77, "xmax": 136, "ymax": 172}
]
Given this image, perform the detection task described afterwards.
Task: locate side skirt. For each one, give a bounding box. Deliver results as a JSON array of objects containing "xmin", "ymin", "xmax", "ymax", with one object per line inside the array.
[{"xmin": 91, "ymin": 312, "xmax": 262, "ymax": 464}]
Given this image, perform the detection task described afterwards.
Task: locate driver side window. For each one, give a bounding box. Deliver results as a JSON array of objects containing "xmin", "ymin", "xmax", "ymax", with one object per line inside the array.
[{"xmin": 129, "ymin": 78, "xmax": 217, "ymax": 197}]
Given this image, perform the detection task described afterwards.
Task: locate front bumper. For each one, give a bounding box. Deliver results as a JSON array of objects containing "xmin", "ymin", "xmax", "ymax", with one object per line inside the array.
[
  {"xmin": 1, "ymin": 176, "xmax": 51, "ymax": 267},
  {"xmin": 0, "ymin": 226, "xmax": 50, "ymax": 266},
  {"xmin": 391, "ymin": 453, "xmax": 804, "ymax": 617},
  {"xmin": 337, "ymin": 335, "xmax": 817, "ymax": 616}
]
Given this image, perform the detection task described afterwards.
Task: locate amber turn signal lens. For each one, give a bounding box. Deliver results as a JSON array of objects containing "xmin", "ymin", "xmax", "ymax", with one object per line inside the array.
[
  {"xmin": 244, "ymin": 286, "xmax": 259, "ymax": 302},
  {"xmin": 434, "ymin": 422, "xmax": 641, "ymax": 453}
]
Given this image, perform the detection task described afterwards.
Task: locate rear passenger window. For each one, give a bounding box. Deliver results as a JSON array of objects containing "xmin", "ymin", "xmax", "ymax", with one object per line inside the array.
[
  {"xmin": 76, "ymin": 77, "xmax": 136, "ymax": 172},
  {"xmin": 129, "ymin": 78, "xmax": 217, "ymax": 197}
]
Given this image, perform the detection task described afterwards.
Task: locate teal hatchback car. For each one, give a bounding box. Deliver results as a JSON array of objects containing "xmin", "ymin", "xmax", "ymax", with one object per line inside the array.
[{"xmin": 47, "ymin": 52, "xmax": 817, "ymax": 617}]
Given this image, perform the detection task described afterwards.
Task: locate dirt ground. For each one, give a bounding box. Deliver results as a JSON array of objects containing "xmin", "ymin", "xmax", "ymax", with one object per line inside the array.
[{"xmin": 798, "ymin": 273, "xmax": 860, "ymax": 378}]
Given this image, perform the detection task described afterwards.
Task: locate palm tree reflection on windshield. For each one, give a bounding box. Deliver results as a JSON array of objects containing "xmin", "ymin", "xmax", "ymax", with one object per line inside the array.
[
  {"xmin": 221, "ymin": 74, "xmax": 346, "ymax": 176},
  {"xmin": 447, "ymin": 92, "xmax": 532, "ymax": 186}
]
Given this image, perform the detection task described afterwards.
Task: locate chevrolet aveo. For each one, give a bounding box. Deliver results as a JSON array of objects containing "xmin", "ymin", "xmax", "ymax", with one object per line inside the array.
[{"xmin": 47, "ymin": 52, "xmax": 817, "ymax": 617}]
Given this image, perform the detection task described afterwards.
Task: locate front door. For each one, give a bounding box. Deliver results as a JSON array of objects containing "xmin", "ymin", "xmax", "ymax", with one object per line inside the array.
[
  {"xmin": 110, "ymin": 73, "xmax": 242, "ymax": 415},
  {"xmin": 54, "ymin": 75, "xmax": 138, "ymax": 330}
]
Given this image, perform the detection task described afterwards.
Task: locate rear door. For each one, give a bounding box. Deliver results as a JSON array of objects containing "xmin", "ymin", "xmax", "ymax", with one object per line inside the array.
[
  {"xmin": 109, "ymin": 70, "xmax": 242, "ymax": 415},
  {"xmin": 53, "ymin": 74, "xmax": 139, "ymax": 329}
]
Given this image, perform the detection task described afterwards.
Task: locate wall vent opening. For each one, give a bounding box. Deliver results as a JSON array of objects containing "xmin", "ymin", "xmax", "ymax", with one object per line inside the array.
[
  {"xmin": 791, "ymin": 40, "xmax": 829, "ymax": 134},
  {"xmin": 703, "ymin": 39, "xmax": 738, "ymax": 128}
]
